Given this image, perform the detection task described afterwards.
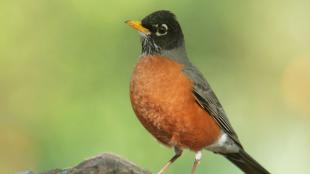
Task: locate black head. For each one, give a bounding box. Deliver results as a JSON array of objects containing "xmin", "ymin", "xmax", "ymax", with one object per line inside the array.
[
  {"xmin": 126, "ymin": 10, "xmax": 184, "ymax": 54},
  {"xmin": 141, "ymin": 10, "xmax": 184, "ymax": 50}
]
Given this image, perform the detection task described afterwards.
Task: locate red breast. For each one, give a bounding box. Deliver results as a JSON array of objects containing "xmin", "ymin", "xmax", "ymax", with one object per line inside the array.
[{"xmin": 130, "ymin": 55, "xmax": 221, "ymax": 151}]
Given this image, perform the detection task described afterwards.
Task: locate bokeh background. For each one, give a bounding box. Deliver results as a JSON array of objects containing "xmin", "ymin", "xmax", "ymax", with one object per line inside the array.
[{"xmin": 1, "ymin": 0, "xmax": 310, "ymax": 173}]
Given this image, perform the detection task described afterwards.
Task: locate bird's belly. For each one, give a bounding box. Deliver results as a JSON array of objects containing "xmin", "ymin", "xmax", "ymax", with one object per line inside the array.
[{"xmin": 130, "ymin": 55, "xmax": 221, "ymax": 151}]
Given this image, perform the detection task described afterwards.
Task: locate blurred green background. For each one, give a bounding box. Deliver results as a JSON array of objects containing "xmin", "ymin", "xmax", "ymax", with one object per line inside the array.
[{"xmin": 1, "ymin": 0, "xmax": 310, "ymax": 173}]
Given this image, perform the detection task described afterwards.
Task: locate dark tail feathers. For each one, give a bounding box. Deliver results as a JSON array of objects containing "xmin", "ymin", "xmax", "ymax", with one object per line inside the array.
[{"xmin": 224, "ymin": 149, "xmax": 270, "ymax": 174}]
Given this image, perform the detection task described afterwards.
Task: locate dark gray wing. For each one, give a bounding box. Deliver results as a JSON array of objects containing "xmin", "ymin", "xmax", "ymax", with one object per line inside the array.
[{"xmin": 183, "ymin": 65, "xmax": 242, "ymax": 148}]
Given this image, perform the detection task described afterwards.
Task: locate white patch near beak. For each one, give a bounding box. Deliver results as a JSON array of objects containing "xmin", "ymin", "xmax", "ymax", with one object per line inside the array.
[
  {"xmin": 138, "ymin": 31, "xmax": 149, "ymax": 38},
  {"xmin": 138, "ymin": 31, "xmax": 146, "ymax": 37}
]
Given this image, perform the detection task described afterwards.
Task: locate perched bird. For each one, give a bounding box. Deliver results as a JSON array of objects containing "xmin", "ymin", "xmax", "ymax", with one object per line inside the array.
[{"xmin": 126, "ymin": 10, "xmax": 270, "ymax": 174}]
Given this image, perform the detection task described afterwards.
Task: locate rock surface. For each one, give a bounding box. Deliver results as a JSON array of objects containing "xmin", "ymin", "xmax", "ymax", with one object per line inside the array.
[{"xmin": 19, "ymin": 153, "xmax": 150, "ymax": 174}]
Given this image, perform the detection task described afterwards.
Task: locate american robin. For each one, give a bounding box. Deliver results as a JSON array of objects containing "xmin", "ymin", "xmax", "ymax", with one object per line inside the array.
[{"xmin": 126, "ymin": 10, "xmax": 270, "ymax": 174}]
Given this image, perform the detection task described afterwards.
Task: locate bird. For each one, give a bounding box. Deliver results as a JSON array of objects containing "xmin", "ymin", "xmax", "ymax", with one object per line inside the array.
[{"xmin": 126, "ymin": 10, "xmax": 270, "ymax": 174}]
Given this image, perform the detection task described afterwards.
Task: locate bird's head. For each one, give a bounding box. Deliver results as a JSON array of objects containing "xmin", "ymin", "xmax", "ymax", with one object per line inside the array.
[{"xmin": 126, "ymin": 10, "xmax": 184, "ymax": 55}]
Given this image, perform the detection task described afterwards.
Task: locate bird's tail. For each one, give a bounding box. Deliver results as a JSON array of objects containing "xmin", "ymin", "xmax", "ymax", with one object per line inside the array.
[{"xmin": 224, "ymin": 149, "xmax": 270, "ymax": 174}]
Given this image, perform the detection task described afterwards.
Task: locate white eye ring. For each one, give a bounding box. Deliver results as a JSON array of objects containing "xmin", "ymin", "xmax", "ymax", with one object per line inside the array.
[{"xmin": 156, "ymin": 24, "xmax": 168, "ymax": 36}]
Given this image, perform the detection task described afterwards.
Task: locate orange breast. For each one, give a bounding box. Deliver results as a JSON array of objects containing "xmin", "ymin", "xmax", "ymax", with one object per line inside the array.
[{"xmin": 130, "ymin": 55, "xmax": 221, "ymax": 151}]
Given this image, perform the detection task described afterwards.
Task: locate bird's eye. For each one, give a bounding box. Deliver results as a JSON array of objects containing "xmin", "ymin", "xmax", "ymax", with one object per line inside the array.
[{"xmin": 156, "ymin": 24, "xmax": 168, "ymax": 36}]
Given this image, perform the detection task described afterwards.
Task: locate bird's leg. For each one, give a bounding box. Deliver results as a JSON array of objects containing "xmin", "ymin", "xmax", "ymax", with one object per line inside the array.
[
  {"xmin": 191, "ymin": 151, "xmax": 202, "ymax": 174},
  {"xmin": 157, "ymin": 147, "xmax": 183, "ymax": 174}
]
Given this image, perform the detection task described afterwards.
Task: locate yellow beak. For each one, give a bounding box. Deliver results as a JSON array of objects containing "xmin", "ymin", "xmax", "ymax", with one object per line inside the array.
[{"xmin": 125, "ymin": 20, "xmax": 151, "ymax": 35}]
